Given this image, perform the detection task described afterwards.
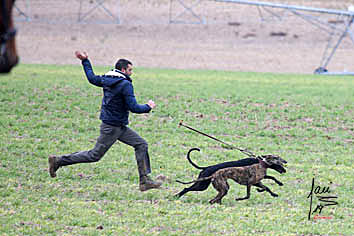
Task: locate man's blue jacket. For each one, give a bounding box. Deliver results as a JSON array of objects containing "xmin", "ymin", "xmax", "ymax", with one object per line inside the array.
[{"xmin": 81, "ymin": 59, "xmax": 151, "ymax": 126}]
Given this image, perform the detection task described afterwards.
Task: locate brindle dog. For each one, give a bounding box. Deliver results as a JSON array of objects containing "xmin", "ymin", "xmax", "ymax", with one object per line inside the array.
[
  {"xmin": 178, "ymin": 154, "xmax": 287, "ymax": 204},
  {"xmin": 175, "ymin": 148, "xmax": 260, "ymax": 198}
]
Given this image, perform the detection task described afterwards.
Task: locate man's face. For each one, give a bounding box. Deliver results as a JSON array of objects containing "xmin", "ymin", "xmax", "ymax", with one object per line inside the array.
[{"xmin": 122, "ymin": 64, "xmax": 133, "ymax": 76}]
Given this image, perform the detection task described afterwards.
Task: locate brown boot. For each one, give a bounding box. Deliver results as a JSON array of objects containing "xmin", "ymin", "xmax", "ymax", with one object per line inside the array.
[
  {"xmin": 139, "ymin": 175, "xmax": 162, "ymax": 192},
  {"xmin": 48, "ymin": 155, "xmax": 59, "ymax": 178}
]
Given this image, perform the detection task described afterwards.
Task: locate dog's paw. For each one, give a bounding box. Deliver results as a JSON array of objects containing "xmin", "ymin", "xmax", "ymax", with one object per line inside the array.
[
  {"xmin": 256, "ymin": 188, "xmax": 265, "ymax": 192},
  {"xmin": 235, "ymin": 197, "xmax": 249, "ymax": 201},
  {"xmin": 271, "ymin": 193, "xmax": 279, "ymax": 197},
  {"xmin": 209, "ymin": 199, "xmax": 221, "ymax": 204},
  {"xmin": 278, "ymin": 182, "xmax": 283, "ymax": 186}
]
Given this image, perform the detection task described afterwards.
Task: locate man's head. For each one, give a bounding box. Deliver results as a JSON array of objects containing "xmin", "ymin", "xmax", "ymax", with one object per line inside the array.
[{"xmin": 115, "ymin": 59, "xmax": 133, "ymax": 76}]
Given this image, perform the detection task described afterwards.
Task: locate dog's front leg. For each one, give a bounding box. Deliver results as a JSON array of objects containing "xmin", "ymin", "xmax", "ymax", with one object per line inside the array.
[
  {"xmin": 264, "ymin": 175, "xmax": 283, "ymax": 186},
  {"xmin": 235, "ymin": 185, "xmax": 251, "ymax": 201},
  {"xmin": 254, "ymin": 183, "xmax": 278, "ymax": 197}
]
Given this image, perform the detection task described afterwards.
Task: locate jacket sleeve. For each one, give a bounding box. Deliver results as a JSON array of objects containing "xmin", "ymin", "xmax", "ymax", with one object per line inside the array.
[
  {"xmin": 82, "ymin": 59, "xmax": 103, "ymax": 87},
  {"xmin": 122, "ymin": 82, "xmax": 152, "ymax": 114}
]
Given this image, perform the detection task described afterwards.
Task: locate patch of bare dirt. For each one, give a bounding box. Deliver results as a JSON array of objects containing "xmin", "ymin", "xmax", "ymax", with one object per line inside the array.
[{"xmin": 13, "ymin": 0, "xmax": 354, "ymax": 74}]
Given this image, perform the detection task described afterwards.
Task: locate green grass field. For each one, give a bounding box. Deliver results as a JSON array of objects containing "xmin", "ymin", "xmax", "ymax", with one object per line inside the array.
[{"xmin": 1, "ymin": 64, "xmax": 353, "ymax": 235}]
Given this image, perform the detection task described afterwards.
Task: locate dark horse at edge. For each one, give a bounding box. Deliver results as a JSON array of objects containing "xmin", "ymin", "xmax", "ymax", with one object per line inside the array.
[{"xmin": 0, "ymin": 0, "xmax": 18, "ymax": 73}]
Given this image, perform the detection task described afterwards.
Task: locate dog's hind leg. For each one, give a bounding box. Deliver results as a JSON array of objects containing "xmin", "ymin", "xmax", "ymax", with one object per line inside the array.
[
  {"xmin": 235, "ymin": 184, "xmax": 251, "ymax": 201},
  {"xmin": 254, "ymin": 183, "xmax": 278, "ymax": 197},
  {"xmin": 209, "ymin": 179, "xmax": 229, "ymax": 204},
  {"xmin": 175, "ymin": 180, "xmax": 212, "ymax": 198},
  {"xmin": 264, "ymin": 175, "xmax": 283, "ymax": 186},
  {"xmin": 256, "ymin": 188, "xmax": 266, "ymax": 193}
]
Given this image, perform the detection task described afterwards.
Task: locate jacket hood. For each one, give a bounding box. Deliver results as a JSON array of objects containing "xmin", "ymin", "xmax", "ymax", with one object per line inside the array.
[{"xmin": 102, "ymin": 69, "xmax": 131, "ymax": 87}]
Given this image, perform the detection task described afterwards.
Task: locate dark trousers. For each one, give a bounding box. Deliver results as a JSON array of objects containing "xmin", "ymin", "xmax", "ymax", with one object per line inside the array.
[{"xmin": 57, "ymin": 122, "xmax": 151, "ymax": 177}]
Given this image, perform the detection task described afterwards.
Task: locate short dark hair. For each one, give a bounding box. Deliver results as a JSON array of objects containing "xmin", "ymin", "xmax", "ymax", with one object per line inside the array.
[{"xmin": 115, "ymin": 59, "xmax": 132, "ymax": 70}]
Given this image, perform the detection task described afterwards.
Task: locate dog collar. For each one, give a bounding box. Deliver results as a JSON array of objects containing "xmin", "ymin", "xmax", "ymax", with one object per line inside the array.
[{"xmin": 258, "ymin": 159, "xmax": 268, "ymax": 168}]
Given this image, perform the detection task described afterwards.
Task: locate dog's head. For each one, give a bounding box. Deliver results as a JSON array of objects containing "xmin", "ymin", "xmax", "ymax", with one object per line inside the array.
[{"xmin": 258, "ymin": 155, "xmax": 287, "ymax": 174}]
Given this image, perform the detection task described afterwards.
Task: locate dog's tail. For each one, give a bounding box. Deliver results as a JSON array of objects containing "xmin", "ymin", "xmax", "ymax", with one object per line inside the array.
[
  {"xmin": 176, "ymin": 176, "xmax": 212, "ymax": 185},
  {"xmin": 187, "ymin": 148, "xmax": 207, "ymax": 170}
]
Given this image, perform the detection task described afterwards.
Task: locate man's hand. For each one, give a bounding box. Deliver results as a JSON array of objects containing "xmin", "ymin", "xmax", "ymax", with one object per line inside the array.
[
  {"xmin": 147, "ymin": 100, "xmax": 156, "ymax": 109},
  {"xmin": 75, "ymin": 51, "xmax": 88, "ymax": 61}
]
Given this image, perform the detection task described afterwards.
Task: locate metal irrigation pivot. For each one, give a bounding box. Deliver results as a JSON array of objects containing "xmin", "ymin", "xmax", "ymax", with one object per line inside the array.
[{"xmin": 214, "ymin": 0, "xmax": 354, "ymax": 75}]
